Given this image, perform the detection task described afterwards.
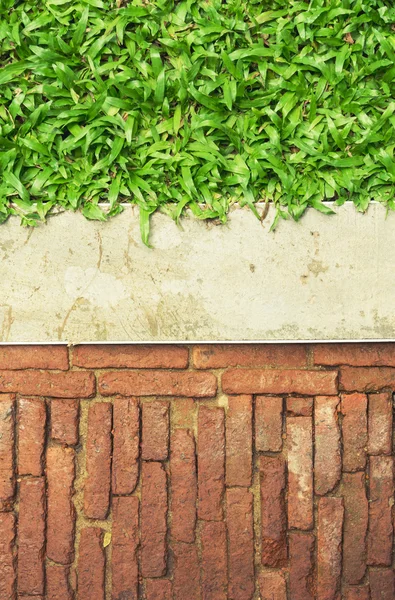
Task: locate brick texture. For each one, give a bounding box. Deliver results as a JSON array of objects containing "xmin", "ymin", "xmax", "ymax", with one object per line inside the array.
[
  {"xmin": 0, "ymin": 395, "xmax": 15, "ymax": 510},
  {"xmin": 225, "ymin": 395, "xmax": 252, "ymax": 487},
  {"xmin": 0, "ymin": 370, "xmax": 95, "ymax": 397},
  {"xmin": 112, "ymin": 396, "xmax": 140, "ymax": 495},
  {"xmin": 18, "ymin": 478, "xmax": 46, "ymax": 596},
  {"xmin": 222, "ymin": 368, "xmax": 338, "ymax": 395},
  {"xmin": 260, "ymin": 456, "xmax": 287, "ymax": 567},
  {"xmin": 287, "ymin": 415, "xmax": 313, "ymax": 530},
  {"xmin": 84, "ymin": 402, "xmax": 112, "ymax": 520},
  {"xmin": 112, "ymin": 496, "xmax": 139, "ymax": 600},
  {"xmin": 0, "ymin": 512, "xmax": 15, "ymax": 600},
  {"xmin": 314, "ymin": 396, "xmax": 341, "ymax": 495},
  {"xmin": 0, "ymin": 345, "xmax": 69, "ymax": 370},
  {"xmin": 197, "ymin": 406, "xmax": 225, "ymax": 521},
  {"xmin": 141, "ymin": 462, "xmax": 167, "ymax": 578},
  {"xmin": 99, "ymin": 370, "xmax": 217, "ymax": 397},
  {"xmin": 78, "ymin": 528, "xmax": 105, "ymax": 600},
  {"xmin": 255, "ymin": 395, "xmax": 283, "ymax": 452},
  {"xmin": 200, "ymin": 521, "xmax": 227, "ymax": 600},
  {"xmin": 142, "ymin": 401, "xmax": 169, "ymax": 461},
  {"xmin": 170, "ymin": 429, "xmax": 197, "ymax": 543},
  {"xmin": 73, "ymin": 344, "xmax": 189, "ymax": 368},
  {"xmin": 50, "ymin": 398, "xmax": 79, "ymax": 446},
  {"xmin": 17, "ymin": 397, "xmax": 46, "ymax": 476}
]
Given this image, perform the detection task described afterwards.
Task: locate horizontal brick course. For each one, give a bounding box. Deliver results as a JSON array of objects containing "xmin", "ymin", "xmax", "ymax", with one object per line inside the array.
[
  {"xmin": 73, "ymin": 344, "xmax": 189, "ymax": 368},
  {"xmin": 313, "ymin": 342, "xmax": 395, "ymax": 366},
  {"xmin": 340, "ymin": 366, "xmax": 395, "ymax": 391},
  {"xmin": 99, "ymin": 369, "xmax": 217, "ymax": 397},
  {"xmin": 0, "ymin": 345, "xmax": 69, "ymax": 370},
  {"xmin": 193, "ymin": 343, "xmax": 308, "ymax": 368},
  {"xmin": 0, "ymin": 370, "xmax": 95, "ymax": 397},
  {"xmin": 222, "ymin": 368, "xmax": 338, "ymax": 395}
]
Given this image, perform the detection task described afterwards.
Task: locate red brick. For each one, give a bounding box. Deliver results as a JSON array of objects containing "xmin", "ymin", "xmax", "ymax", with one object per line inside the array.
[
  {"xmin": 171, "ymin": 398, "xmax": 196, "ymax": 429},
  {"xmin": 343, "ymin": 587, "xmax": 370, "ymax": 600},
  {"xmin": 260, "ymin": 456, "xmax": 287, "ymax": 567},
  {"xmin": 226, "ymin": 488, "xmax": 254, "ymax": 600},
  {"xmin": 367, "ymin": 456, "xmax": 394, "ymax": 566},
  {"xmin": 289, "ymin": 532, "xmax": 315, "ymax": 600},
  {"xmin": 341, "ymin": 393, "xmax": 368, "ymax": 472},
  {"xmin": 0, "ymin": 345, "xmax": 69, "ymax": 370},
  {"xmin": 50, "ymin": 399, "xmax": 79, "ymax": 446},
  {"xmin": 18, "ymin": 478, "xmax": 45, "ymax": 596},
  {"xmin": 142, "ymin": 401, "xmax": 169, "ymax": 461},
  {"xmin": 317, "ymin": 497, "xmax": 344, "ymax": 600},
  {"xmin": 200, "ymin": 521, "xmax": 227, "ymax": 600},
  {"xmin": 340, "ymin": 366, "xmax": 395, "ymax": 392},
  {"xmin": 370, "ymin": 569, "xmax": 395, "ymax": 600},
  {"xmin": 78, "ymin": 528, "xmax": 105, "ymax": 600},
  {"xmin": 0, "ymin": 395, "xmax": 15, "ymax": 510},
  {"xmin": 173, "ymin": 542, "xmax": 200, "ymax": 600},
  {"xmin": 287, "ymin": 416, "xmax": 313, "ymax": 530},
  {"xmin": 255, "ymin": 396, "xmax": 283, "ymax": 452},
  {"xmin": 259, "ymin": 572, "xmax": 287, "ymax": 600},
  {"xmin": 226, "ymin": 395, "xmax": 252, "ymax": 487},
  {"xmin": 313, "ymin": 343, "xmax": 395, "ymax": 367},
  {"xmin": 368, "ymin": 393, "xmax": 393, "ymax": 455},
  {"xmin": 144, "ymin": 579, "xmax": 172, "ymax": 600},
  {"xmin": 47, "ymin": 446, "xmax": 75, "ymax": 565},
  {"xmin": 112, "ymin": 397, "xmax": 139, "ymax": 495},
  {"xmin": 0, "ymin": 512, "xmax": 15, "ymax": 600},
  {"xmin": 197, "ymin": 407, "xmax": 225, "ymax": 521},
  {"xmin": 287, "ymin": 396, "xmax": 313, "ymax": 416},
  {"xmin": 170, "ymin": 429, "xmax": 197, "ymax": 543},
  {"xmin": 314, "ymin": 396, "xmax": 341, "ymax": 495},
  {"xmin": 84, "ymin": 403, "xmax": 112, "ymax": 520},
  {"xmin": 73, "ymin": 344, "xmax": 188, "ymax": 369},
  {"xmin": 46, "ymin": 564, "xmax": 73, "ymax": 600},
  {"xmin": 222, "ymin": 368, "xmax": 337, "ymax": 395},
  {"xmin": 193, "ymin": 344, "xmax": 307, "ymax": 368},
  {"xmin": 17, "ymin": 398, "xmax": 45, "ymax": 476},
  {"xmin": 99, "ymin": 370, "xmax": 217, "ymax": 397},
  {"xmin": 0, "ymin": 370, "xmax": 95, "ymax": 397},
  {"xmin": 112, "ymin": 496, "xmax": 139, "ymax": 600},
  {"xmin": 141, "ymin": 462, "xmax": 167, "ymax": 578},
  {"xmin": 342, "ymin": 472, "xmax": 368, "ymax": 585}
]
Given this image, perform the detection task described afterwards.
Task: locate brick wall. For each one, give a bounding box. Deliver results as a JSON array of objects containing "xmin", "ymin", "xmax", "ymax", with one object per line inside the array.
[{"xmin": 0, "ymin": 343, "xmax": 394, "ymax": 600}]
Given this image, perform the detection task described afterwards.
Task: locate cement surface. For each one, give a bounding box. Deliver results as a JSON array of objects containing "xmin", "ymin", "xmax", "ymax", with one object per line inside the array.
[{"xmin": 0, "ymin": 203, "xmax": 394, "ymax": 343}]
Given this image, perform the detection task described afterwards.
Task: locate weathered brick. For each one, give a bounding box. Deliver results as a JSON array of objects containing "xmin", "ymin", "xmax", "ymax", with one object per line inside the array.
[
  {"xmin": 112, "ymin": 496, "xmax": 139, "ymax": 600},
  {"xmin": 0, "ymin": 512, "xmax": 15, "ymax": 600},
  {"xmin": 17, "ymin": 397, "xmax": 45, "ymax": 476},
  {"xmin": 367, "ymin": 456, "xmax": 394, "ymax": 567},
  {"xmin": 260, "ymin": 456, "xmax": 287, "ymax": 567},
  {"xmin": 289, "ymin": 532, "xmax": 315, "ymax": 600},
  {"xmin": 78, "ymin": 528, "xmax": 105, "ymax": 600},
  {"xmin": 259, "ymin": 572, "xmax": 287, "ymax": 600},
  {"xmin": 287, "ymin": 396, "xmax": 313, "ymax": 416},
  {"xmin": 370, "ymin": 569, "xmax": 395, "ymax": 600},
  {"xmin": 73, "ymin": 344, "xmax": 189, "ymax": 369},
  {"xmin": 340, "ymin": 366, "xmax": 395, "ymax": 392},
  {"xmin": 46, "ymin": 564, "xmax": 73, "ymax": 600},
  {"xmin": 18, "ymin": 478, "xmax": 45, "ymax": 596},
  {"xmin": 197, "ymin": 406, "xmax": 225, "ymax": 521},
  {"xmin": 99, "ymin": 370, "xmax": 217, "ymax": 397},
  {"xmin": 144, "ymin": 579, "xmax": 172, "ymax": 600},
  {"xmin": 50, "ymin": 399, "xmax": 79, "ymax": 446},
  {"xmin": 342, "ymin": 472, "xmax": 368, "ymax": 585},
  {"xmin": 170, "ymin": 429, "xmax": 197, "ymax": 543},
  {"xmin": 368, "ymin": 392, "xmax": 393, "ymax": 455},
  {"xmin": 200, "ymin": 521, "xmax": 227, "ymax": 600},
  {"xmin": 173, "ymin": 543, "xmax": 200, "ymax": 600},
  {"xmin": 314, "ymin": 396, "xmax": 341, "ymax": 495},
  {"xmin": 193, "ymin": 344, "xmax": 307, "ymax": 368},
  {"xmin": 142, "ymin": 401, "xmax": 169, "ymax": 461},
  {"xmin": 226, "ymin": 395, "xmax": 252, "ymax": 487},
  {"xmin": 141, "ymin": 462, "xmax": 167, "ymax": 578},
  {"xmin": 0, "ymin": 345, "xmax": 69, "ymax": 370},
  {"xmin": 313, "ymin": 342, "xmax": 395, "ymax": 367},
  {"xmin": 112, "ymin": 397, "xmax": 139, "ymax": 495},
  {"xmin": 222, "ymin": 368, "xmax": 337, "ymax": 395},
  {"xmin": 226, "ymin": 488, "xmax": 254, "ymax": 600},
  {"xmin": 171, "ymin": 398, "xmax": 196, "ymax": 429},
  {"xmin": 84, "ymin": 403, "xmax": 112, "ymax": 520},
  {"xmin": 343, "ymin": 587, "xmax": 370, "ymax": 600},
  {"xmin": 341, "ymin": 393, "xmax": 368, "ymax": 472},
  {"xmin": 317, "ymin": 497, "xmax": 344, "ymax": 600},
  {"xmin": 255, "ymin": 396, "xmax": 283, "ymax": 452},
  {"xmin": 0, "ymin": 395, "xmax": 15, "ymax": 510},
  {"xmin": 0, "ymin": 370, "xmax": 95, "ymax": 397},
  {"xmin": 287, "ymin": 416, "xmax": 313, "ymax": 530}
]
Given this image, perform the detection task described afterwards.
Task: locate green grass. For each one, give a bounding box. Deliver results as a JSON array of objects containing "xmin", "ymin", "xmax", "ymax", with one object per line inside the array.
[{"xmin": 1, "ymin": 0, "xmax": 395, "ymax": 243}]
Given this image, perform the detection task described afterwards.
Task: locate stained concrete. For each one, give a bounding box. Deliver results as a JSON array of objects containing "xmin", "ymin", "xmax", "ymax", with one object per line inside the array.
[{"xmin": 0, "ymin": 202, "xmax": 394, "ymax": 343}]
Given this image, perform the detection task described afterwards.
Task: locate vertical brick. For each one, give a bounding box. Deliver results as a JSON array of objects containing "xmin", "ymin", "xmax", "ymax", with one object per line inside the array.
[
  {"xmin": 287, "ymin": 396, "xmax": 313, "ymax": 416},
  {"xmin": 370, "ymin": 569, "xmax": 395, "ymax": 600},
  {"xmin": 173, "ymin": 543, "xmax": 200, "ymax": 600},
  {"xmin": 341, "ymin": 393, "xmax": 368, "ymax": 472},
  {"xmin": 112, "ymin": 397, "xmax": 139, "ymax": 495},
  {"xmin": 0, "ymin": 512, "xmax": 15, "ymax": 600},
  {"xmin": 200, "ymin": 521, "xmax": 227, "ymax": 600},
  {"xmin": 144, "ymin": 579, "xmax": 172, "ymax": 600},
  {"xmin": 141, "ymin": 462, "xmax": 167, "ymax": 578},
  {"xmin": 287, "ymin": 416, "xmax": 313, "ymax": 530},
  {"xmin": 84, "ymin": 402, "xmax": 112, "ymax": 519},
  {"xmin": 78, "ymin": 528, "xmax": 105, "ymax": 600},
  {"xmin": 260, "ymin": 456, "xmax": 287, "ymax": 567},
  {"xmin": 197, "ymin": 407, "xmax": 225, "ymax": 521},
  {"xmin": 18, "ymin": 478, "xmax": 46, "ymax": 596},
  {"xmin": 259, "ymin": 572, "xmax": 287, "ymax": 600},
  {"xmin": 0, "ymin": 395, "xmax": 15, "ymax": 510},
  {"xmin": 255, "ymin": 396, "xmax": 283, "ymax": 452},
  {"xmin": 367, "ymin": 456, "xmax": 394, "ymax": 566},
  {"xmin": 343, "ymin": 587, "xmax": 370, "ymax": 600},
  {"xmin": 47, "ymin": 446, "xmax": 75, "ymax": 565},
  {"xmin": 50, "ymin": 399, "xmax": 79, "ymax": 446},
  {"xmin": 172, "ymin": 398, "xmax": 196, "ymax": 429},
  {"xmin": 226, "ymin": 395, "xmax": 252, "ymax": 487},
  {"xmin": 289, "ymin": 532, "xmax": 315, "ymax": 600},
  {"xmin": 112, "ymin": 496, "xmax": 139, "ymax": 600},
  {"xmin": 368, "ymin": 393, "xmax": 393, "ymax": 455},
  {"xmin": 142, "ymin": 401, "xmax": 169, "ymax": 461},
  {"xmin": 226, "ymin": 488, "xmax": 254, "ymax": 600},
  {"xmin": 314, "ymin": 396, "xmax": 341, "ymax": 495},
  {"xmin": 17, "ymin": 398, "xmax": 45, "ymax": 476},
  {"xmin": 170, "ymin": 429, "xmax": 197, "ymax": 543},
  {"xmin": 317, "ymin": 497, "xmax": 344, "ymax": 600},
  {"xmin": 342, "ymin": 472, "xmax": 368, "ymax": 585},
  {"xmin": 46, "ymin": 564, "xmax": 73, "ymax": 600}
]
